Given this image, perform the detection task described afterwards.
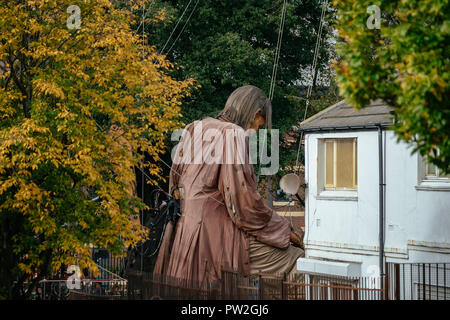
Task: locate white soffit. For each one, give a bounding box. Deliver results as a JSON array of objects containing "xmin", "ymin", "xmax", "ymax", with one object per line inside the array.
[{"xmin": 297, "ymin": 258, "xmax": 361, "ymax": 277}]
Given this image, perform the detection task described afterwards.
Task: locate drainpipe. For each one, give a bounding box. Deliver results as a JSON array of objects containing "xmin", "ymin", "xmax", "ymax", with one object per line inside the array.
[{"xmin": 377, "ymin": 125, "xmax": 385, "ymax": 289}]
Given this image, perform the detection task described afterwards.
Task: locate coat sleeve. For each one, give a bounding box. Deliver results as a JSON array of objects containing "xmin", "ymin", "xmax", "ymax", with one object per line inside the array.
[{"xmin": 219, "ymin": 127, "xmax": 291, "ymax": 249}]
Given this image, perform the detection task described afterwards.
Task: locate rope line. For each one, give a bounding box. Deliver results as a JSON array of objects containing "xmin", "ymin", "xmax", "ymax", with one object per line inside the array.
[
  {"xmin": 133, "ymin": 0, "xmax": 157, "ymax": 36},
  {"xmin": 164, "ymin": 0, "xmax": 200, "ymax": 55},
  {"xmin": 95, "ymin": 263, "xmax": 127, "ymax": 281},
  {"xmin": 257, "ymin": 0, "xmax": 288, "ymax": 209},
  {"xmin": 295, "ymin": 0, "xmax": 328, "ymax": 171},
  {"xmin": 268, "ymin": 0, "xmax": 287, "ymax": 102},
  {"xmin": 160, "ymin": 0, "xmax": 195, "ymax": 54},
  {"xmin": 133, "ymin": 0, "xmax": 197, "ymax": 57}
]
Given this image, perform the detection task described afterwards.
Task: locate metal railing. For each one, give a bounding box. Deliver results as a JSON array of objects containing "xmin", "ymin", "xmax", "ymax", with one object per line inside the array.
[
  {"xmin": 220, "ymin": 268, "xmax": 385, "ymax": 300},
  {"xmin": 34, "ymin": 247, "xmax": 127, "ymax": 300},
  {"xmin": 37, "ymin": 279, "xmax": 128, "ymax": 300},
  {"xmin": 90, "ymin": 248, "xmax": 127, "ymax": 279},
  {"xmin": 126, "ymin": 268, "xmax": 386, "ymax": 300},
  {"xmin": 34, "ymin": 259, "xmax": 450, "ymax": 300},
  {"xmin": 385, "ymin": 263, "xmax": 450, "ymax": 300},
  {"xmin": 127, "ymin": 272, "xmax": 220, "ymax": 300},
  {"xmin": 126, "ymin": 263, "xmax": 450, "ymax": 300}
]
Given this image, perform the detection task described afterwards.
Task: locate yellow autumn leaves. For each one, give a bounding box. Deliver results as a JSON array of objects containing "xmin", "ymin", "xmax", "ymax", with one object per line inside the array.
[{"xmin": 0, "ymin": 0, "xmax": 196, "ymax": 278}]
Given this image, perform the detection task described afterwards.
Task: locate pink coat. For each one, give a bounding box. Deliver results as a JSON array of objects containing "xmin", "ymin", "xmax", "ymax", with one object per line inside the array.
[{"xmin": 153, "ymin": 117, "xmax": 290, "ymax": 283}]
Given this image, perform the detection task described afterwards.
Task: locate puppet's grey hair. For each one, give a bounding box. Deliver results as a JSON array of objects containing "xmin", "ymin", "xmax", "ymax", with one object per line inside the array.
[{"xmin": 217, "ymin": 85, "xmax": 272, "ymax": 130}]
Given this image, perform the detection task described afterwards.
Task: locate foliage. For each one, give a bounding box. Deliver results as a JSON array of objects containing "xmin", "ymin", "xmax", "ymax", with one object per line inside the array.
[
  {"xmin": 0, "ymin": 0, "xmax": 194, "ymax": 299},
  {"xmin": 333, "ymin": 0, "xmax": 450, "ymax": 172}
]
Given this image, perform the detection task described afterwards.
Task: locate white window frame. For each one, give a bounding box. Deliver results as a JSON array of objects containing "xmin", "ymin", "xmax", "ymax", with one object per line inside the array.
[
  {"xmin": 416, "ymin": 153, "xmax": 450, "ymax": 191},
  {"xmin": 316, "ymin": 137, "xmax": 358, "ymax": 201},
  {"xmin": 424, "ymin": 162, "xmax": 449, "ymax": 181}
]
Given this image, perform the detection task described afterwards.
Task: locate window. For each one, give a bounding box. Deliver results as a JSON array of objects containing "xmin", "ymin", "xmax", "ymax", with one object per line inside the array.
[
  {"xmin": 417, "ymin": 154, "xmax": 450, "ymax": 191},
  {"xmin": 424, "ymin": 161, "xmax": 450, "ymax": 179},
  {"xmin": 323, "ymin": 138, "xmax": 357, "ymax": 190}
]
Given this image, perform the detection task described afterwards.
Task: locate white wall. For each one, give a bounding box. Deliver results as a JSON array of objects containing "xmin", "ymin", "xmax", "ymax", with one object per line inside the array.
[
  {"xmin": 384, "ymin": 131, "xmax": 450, "ymax": 263},
  {"xmin": 303, "ymin": 130, "xmax": 450, "ymax": 277}
]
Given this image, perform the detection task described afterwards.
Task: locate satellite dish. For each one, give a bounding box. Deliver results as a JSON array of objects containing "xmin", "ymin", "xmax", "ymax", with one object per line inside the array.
[{"xmin": 280, "ymin": 173, "xmax": 301, "ymax": 195}]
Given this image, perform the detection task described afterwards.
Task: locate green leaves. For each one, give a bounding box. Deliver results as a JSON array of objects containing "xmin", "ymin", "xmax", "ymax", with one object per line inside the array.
[{"xmin": 333, "ymin": 0, "xmax": 449, "ymax": 173}]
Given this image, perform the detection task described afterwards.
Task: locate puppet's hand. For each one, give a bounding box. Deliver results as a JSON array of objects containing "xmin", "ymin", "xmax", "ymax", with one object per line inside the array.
[{"xmin": 290, "ymin": 228, "xmax": 304, "ymax": 249}]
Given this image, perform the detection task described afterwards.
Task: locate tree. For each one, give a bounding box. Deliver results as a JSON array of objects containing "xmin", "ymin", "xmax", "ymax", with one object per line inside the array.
[
  {"xmin": 0, "ymin": 0, "xmax": 194, "ymax": 299},
  {"xmin": 333, "ymin": 0, "xmax": 450, "ymax": 172},
  {"xmin": 142, "ymin": 0, "xmax": 334, "ymax": 173}
]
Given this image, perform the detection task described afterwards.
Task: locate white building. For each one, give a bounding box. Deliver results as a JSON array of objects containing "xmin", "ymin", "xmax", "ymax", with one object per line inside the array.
[{"xmin": 296, "ymin": 100, "xmax": 450, "ymax": 299}]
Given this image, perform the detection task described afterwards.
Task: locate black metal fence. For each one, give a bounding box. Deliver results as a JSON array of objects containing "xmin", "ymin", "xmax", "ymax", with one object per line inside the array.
[
  {"xmin": 220, "ymin": 268, "xmax": 306, "ymax": 300},
  {"xmin": 301, "ymin": 273, "xmax": 384, "ymax": 300},
  {"xmin": 36, "ymin": 260, "xmax": 450, "ymax": 300},
  {"xmin": 35, "ymin": 247, "xmax": 127, "ymax": 300},
  {"xmin": 37, "ymin": 279, "xmax": 128, "ymax": 300},
  {"xmin": 126, "ymin": 267, "xmax": 385, "ymax": 300},
  {"xmin": 90, "ymin": 248, "xmax": 127, "ymax": 279},
  {"xmin": 125, "ymin": 263, "xmax": 449, "ymax": 300},
  {"xmin": 127, "ymin": 272, "xmax": 220, "ymax": 300},
  {"xmin": 385, "ymin": 263, "xmax": 450, "ymax": 300}
]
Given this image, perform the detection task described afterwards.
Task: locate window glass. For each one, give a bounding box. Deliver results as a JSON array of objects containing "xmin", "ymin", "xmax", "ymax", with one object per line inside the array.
[
  {"xmin": 336, "ymin": 139, "xmax": 355, "ymax": 189},
  {"xmin": 323, "ymin": 138, "xmax": 357, "ymax": 190},
  {"xmin": 423, "ymin": 154, "xmax": 449, "ymax": 179},
  {"xmin": 325, "ymin": 141, "xmax": 334, "ymax": 187},
  {"xmin": 425, "ymin": 162, "xmax": 437, "ymax": 177}
]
